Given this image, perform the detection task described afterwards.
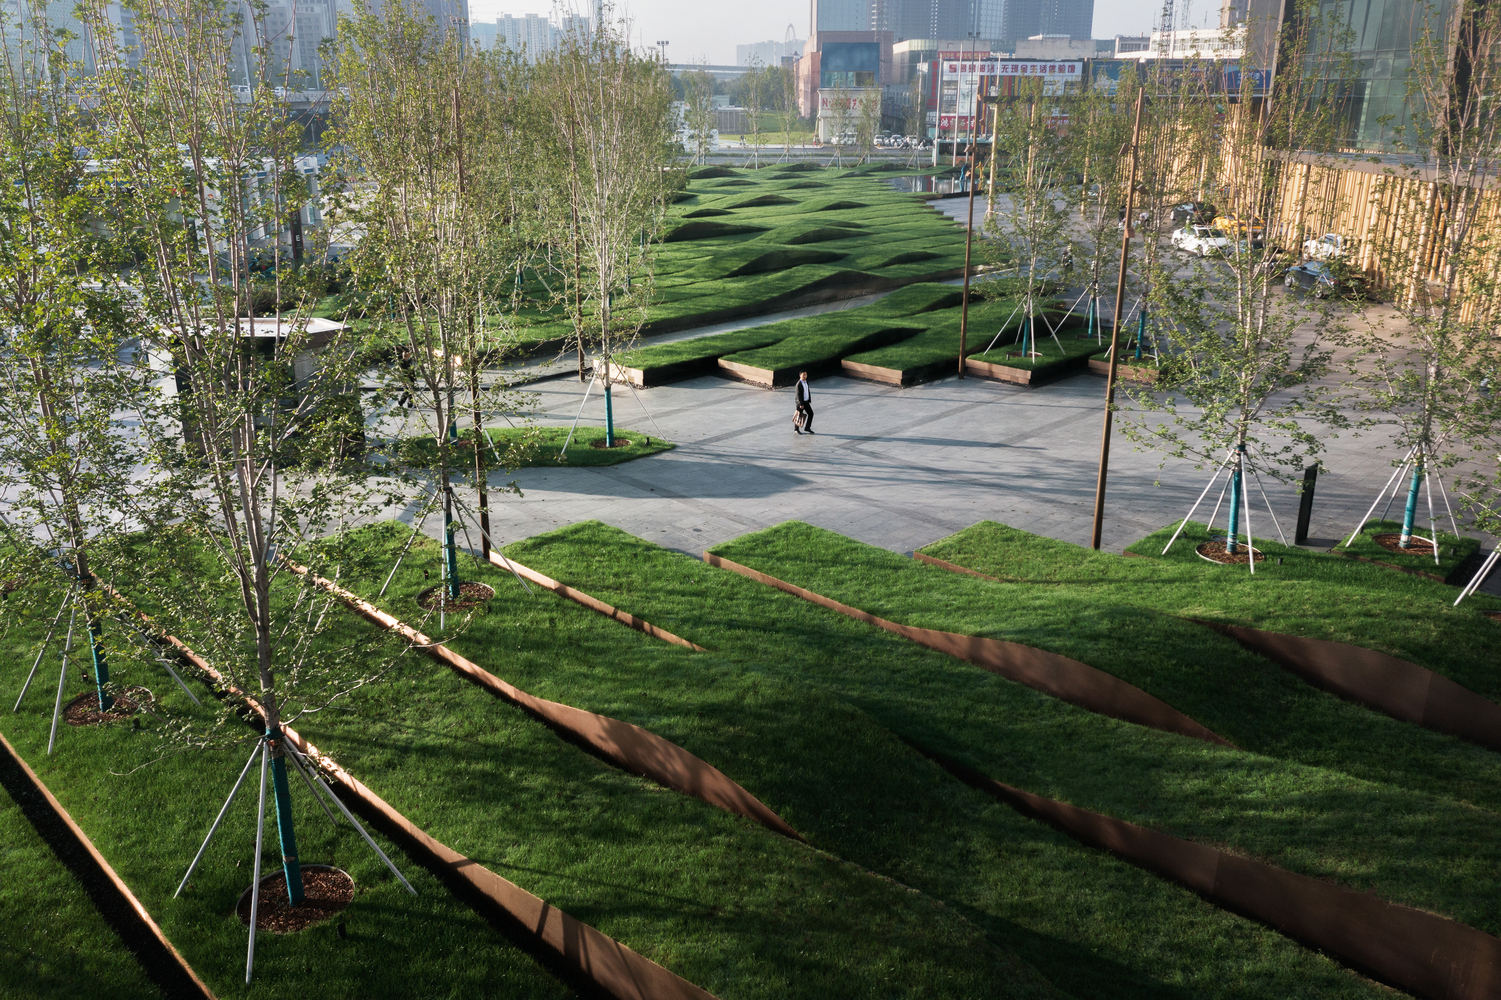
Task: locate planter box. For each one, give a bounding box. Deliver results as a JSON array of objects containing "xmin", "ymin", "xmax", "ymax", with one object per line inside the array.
[
  {"xmin": 607, "ymin": 358, "xmax": 718, "ymax": 388},
  {"xmin": 964, "ymin": 352, "xmax": 1090, "ymax": 386},
  {"xmin": 716, "ymin": 356, "xmax": 843, "ymax": 387},
  {"xmin": 1087, "ymin": 357, "xmax": 1160, "ymax": 385},
  {"xmin": 840, "ymin": 357, "xmax": 962, "ymax": 387}
]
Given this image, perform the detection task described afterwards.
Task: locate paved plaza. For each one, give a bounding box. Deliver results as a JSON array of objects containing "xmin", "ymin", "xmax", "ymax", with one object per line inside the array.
[{"xmin": 407, "ymin": 363, "xmax": 1499, "ymax": 597}]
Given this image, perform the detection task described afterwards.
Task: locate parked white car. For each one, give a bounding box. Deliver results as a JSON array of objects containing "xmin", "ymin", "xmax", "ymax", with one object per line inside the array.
[
  {"xmin": 1303, "ymin": 233, "xmax": 1345, "ymax": 259},
  {"xmin": 1171, "ymin": 225, "xmax": 1234, "ymax": 256}
]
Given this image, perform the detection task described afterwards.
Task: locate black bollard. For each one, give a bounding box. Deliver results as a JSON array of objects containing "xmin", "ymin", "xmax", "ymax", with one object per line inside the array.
[{"xmin": 1295, "ymin": 464, "xmax": 1319, "ymax": 544}]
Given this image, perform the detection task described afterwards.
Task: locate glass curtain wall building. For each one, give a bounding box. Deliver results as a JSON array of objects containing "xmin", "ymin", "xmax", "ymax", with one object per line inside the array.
[{"xmin": 1306, "ymin": 0, "xmax": 1455, "ymax": 152}]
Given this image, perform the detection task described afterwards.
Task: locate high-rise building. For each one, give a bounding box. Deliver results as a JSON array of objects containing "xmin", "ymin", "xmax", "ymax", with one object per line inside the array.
[
  {"xmin": 1001, "ymin": 0, "xmax": 1094, "ymax": 42},
  {"xmin": 811, "ymin": 0, "xmax": 871, "ymax": 34}
]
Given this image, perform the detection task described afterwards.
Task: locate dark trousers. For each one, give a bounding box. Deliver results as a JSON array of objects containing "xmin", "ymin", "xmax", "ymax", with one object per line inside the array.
[{"xmin": 795, "ymin": 400, "xmax": 814, "ymax": 431}]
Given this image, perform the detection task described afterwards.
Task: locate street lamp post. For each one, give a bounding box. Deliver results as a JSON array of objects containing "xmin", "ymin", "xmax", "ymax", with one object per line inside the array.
[
  {"xmin": 1089, "ymin": 86, "xmax": 1148, "ymax": 550},
  {"xmin": 957, "ymin": 91, "xmax": 990, "ymax": 380},
  {"xmin": 657, "ymin": 40, "xmax": 669, "ymax": 64}
]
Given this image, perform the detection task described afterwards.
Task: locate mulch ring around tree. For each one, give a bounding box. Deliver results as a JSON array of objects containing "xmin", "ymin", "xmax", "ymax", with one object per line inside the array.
[
  {"xmin": 236, "ymin": 865, "xmax": 354, "ymax": 934},
  {"xmin": 1483, "ymin": 610, "xmax": 1501, "ymax": 622},
  {"xmin": 416, "ymin": 581, "xmax": 495, "ymax": 611},
  {"xmin": 1196, "ymin": 540, "xmax": 1265, "ymax": 565},
  {"xmin": 589, "ymin": 438, "xmax": 634, "ymax": 449},
  {"xmin": 1371, "ymin": 532, "xmax": 1437, "ymax": 557},
  {"xmin": 63, "ymin": 686, "xmax": 153, "ymax": 726}
]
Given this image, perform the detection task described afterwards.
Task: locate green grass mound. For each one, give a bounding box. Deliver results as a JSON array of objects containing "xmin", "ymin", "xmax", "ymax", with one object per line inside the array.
[
  {"xmin": 727, "ymin": 194, "xmax": 798, "ymax": 209},
  {"xmin": 721, "ymin": 320, "xmax": 923, "ymax": 373},
  {"xmin": 1334, "ymin": 518, "xmax": 1481, "ymax": 580},
  {"xmin": 865, "ymin": 282, "xmax": 966, "ymax": 316},
  {"xmin": 932, "ymin": 518, "xmax": 1501, "ymax": 697},
  {"xmin": 688, "ymin": 165, "xmax": 741, "ymax": 179},
  {"xmin": 0, "ymin": 616, "xmax": 578, "ymax": 999},
  {"xmin": 768, "ymin": 226, "xmax": 866, "ymax": 246},
  {"xmin": 800, "ymin": 199, "xmax": 868, "ymax": 213},
  {"xmin": 485, "ymin": 425, "xmax": 673, "ymax": 466},
  {"xmin": 770, "ymin": 162, "xmax": 818, "ymax": 173},
  {"xmin": 497, "ymin": 520, "xmax": 1409, "ymax": 1000},
  {"xmin": 495, "ymin": 168, "xmax": 969, "ymax": 346},
  {"xmin": 847, "ymin": 297, "xmax": 1025, "ymax": 372},
  {"xmin": 615, "ymin": 322, "xmax": 800, "ymax": 373},
  {"xmin": 872, "ymin": 249, "xmax": 943, "ymax": 267},
  {"xmin": 663, "ymin": 220, "xmax": 768, "ymax": 242},
  {"xmin": 706, "ymin": 521, "xmax": 1501, "ymax": 933},
  {"xmin": 0, "ymin": 781, "xmax": 163, "ymax": 998},
  {"xmin": 969, "ymin": 319, "xmax": 1096, "ymax": 373},
  {"xmin": 723, "ymin": 247, "xmax": 846, "ymax": 277},
  {"xmin": 302, "ymin": 526, "xmax": 1064, "ymax": 1000}
]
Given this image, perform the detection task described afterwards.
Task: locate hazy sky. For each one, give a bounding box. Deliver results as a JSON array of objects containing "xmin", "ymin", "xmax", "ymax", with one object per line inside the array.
[{"xmin": 464, "ymin": 1, "xmax": 1221, "ymax": 64}]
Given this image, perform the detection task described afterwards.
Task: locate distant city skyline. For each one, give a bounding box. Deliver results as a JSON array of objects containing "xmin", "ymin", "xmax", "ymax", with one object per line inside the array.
[{"xmin": 462, "ymin": 0, "xmax": 1212, "ymax": 63}]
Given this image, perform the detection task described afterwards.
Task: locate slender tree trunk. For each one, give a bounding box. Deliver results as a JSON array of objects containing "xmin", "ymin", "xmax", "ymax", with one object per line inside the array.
[{"xmin": 254, "ymin": 563, "xmax": 303, "ymax": 906}]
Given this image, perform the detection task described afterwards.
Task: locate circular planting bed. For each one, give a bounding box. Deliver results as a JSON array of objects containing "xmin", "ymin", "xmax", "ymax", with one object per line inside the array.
[
  {"xmin": 236, "ymin": 865, "xmax": 354, "ymax": 934},
  {"xmin": 1371, "ymin": 532, "xmax": 1437, "ymax": 557},
  {"xmin": 416, "ymin": 581, "xmax": 494, "ymax": 611},
  {"xmin": 588, "ymin": 438, "xmax": 634, "ymax": 449},
  {"xmin": 64, "ymin": 686, "xmax": 153, "ymax": 726},
  {"xmin": 1196, "ymin": 540, "xmax": 1264, "ymax": 565}
]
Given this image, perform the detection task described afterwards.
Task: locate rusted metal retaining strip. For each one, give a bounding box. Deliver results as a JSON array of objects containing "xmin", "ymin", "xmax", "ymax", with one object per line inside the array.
[
  {"xmin": 925, "ymin": 750, "xmax": 1501, "ymax": 1000},
  {"xmin": 1192, "ymin": 620, "xmax": 1501, "ymax": 753},
  {"xmin": 912, "ymin": 551, "xmax": 1004, "ymax": 583},
  {"xmin": 0, "ymin": 730, "xmax": 217, "ymax": 1000},
  {"xmin": 703, "ymin": 552, "xmax": 1232, "ymax": 748},
  {"xmin": 290, "ymin": 564, "xmax": 799, "ymax": 841},
  {"xmin": 489, "ymin": 552, "xmax": 707, "ymax": 652},
  {"xmin": 137, "ymin": 613, "xmax": 721, "ymax": 1000}
]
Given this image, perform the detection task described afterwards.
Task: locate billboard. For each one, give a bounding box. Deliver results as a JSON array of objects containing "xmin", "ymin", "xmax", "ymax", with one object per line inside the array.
[{"xmin": 937, "ymin": 57, "xmax": 1083, "ymax": 133}]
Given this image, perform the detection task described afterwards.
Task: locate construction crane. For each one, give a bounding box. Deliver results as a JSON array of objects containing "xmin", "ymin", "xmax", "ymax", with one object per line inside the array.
[{"xmin": 1156, "ymin": 0, "xmax": 1176, "ymax": 58}]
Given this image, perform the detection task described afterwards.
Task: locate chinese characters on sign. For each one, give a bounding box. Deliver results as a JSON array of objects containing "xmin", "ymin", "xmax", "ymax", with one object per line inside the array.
[{"xmin": 935, "ymin": 58, "xmax": 1083, "ymax": 134}]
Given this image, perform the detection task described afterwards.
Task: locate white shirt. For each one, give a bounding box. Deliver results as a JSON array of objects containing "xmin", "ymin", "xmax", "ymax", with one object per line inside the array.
[{"xmin": 797, "ymin": 379, "xmax": 811, "ymax": 402}]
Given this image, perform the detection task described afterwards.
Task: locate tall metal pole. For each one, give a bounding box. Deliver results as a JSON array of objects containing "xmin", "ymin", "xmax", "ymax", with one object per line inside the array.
[
  {"xmin": 957, "ymin": 93, "xmax": 982, "ymax": 379},
  {"xmin": 1089, "ymin": 86, "xmax": 1147, "ymax": 550}
]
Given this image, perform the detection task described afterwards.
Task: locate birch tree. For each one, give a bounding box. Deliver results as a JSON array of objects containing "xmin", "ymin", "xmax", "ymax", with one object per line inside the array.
[
  {"xmin": 1337, "ymin": 0, "xmax": 1501, "ymax": 553},
  {"xmin": 1122, "ymin": 8, "xmax": 1357, "ymax": 558},
  {"xmin": 81, "ymin": 0, "xmax": 398, "ymax": 909},
  {"xmin": 329, "ymin": 3, "xmax": 535, "ymax": 582},
  {"xmin": 538, "ymin": 17, "xmax": 672, "ymax": 446},
  {"xmin": 0, "ymin": 8, "xmax": 148, "ymax": 718}
]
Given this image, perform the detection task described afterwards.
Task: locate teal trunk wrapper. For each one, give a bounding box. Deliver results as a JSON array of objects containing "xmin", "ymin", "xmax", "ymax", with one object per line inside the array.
[
  {"xmin": 1400, "ymin": 464, "xmax": 1422, "ymax": 547},
  {"xmin": 267, "ymin": 729, "xmax": 304, "ymax": 906}
]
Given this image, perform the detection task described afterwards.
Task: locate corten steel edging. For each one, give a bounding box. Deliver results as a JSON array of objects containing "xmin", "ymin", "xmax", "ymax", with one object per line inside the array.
[
  {"xmin": 912, "ymin": 551, "xmax": 1004, "ymax": 583},
  {"xmin": 128, "ymin": 602, "xmax": 722, "ymax": 1000},
  {"xmin": 487, "ymin": 552, "xmax": 707, "ymax": 652},
  {"xmin": 0, "ymin": 730, "xmax": 218, "ymax": 1000},
  {"xmin": 1191, "ymin": 620, "xmax": 1501, "ymax": 753},
  {"xmin": 702, "ymin": 553, "xmax": 1232, "ymax": 747},
  {"xmin": 292, "ymin": 563, "xmax": 799, "ymax": 841},
  {"xmin": 923, "ymin": 750, "xmax": 1501, "ymax": 1000}
]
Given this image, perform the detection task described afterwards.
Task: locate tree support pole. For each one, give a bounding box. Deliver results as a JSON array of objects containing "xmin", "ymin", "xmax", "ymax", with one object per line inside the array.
[{"xmin": 1090, "ymin": 87, "xmax": 1147, "ymax": 550}]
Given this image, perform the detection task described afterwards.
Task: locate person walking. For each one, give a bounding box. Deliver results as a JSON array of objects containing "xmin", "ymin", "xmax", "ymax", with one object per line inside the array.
[{"xmin": 793, "ymin": 371, "xmax": 814, "ymax": 434}]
